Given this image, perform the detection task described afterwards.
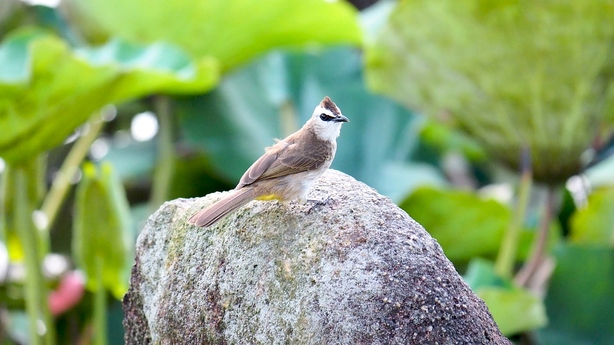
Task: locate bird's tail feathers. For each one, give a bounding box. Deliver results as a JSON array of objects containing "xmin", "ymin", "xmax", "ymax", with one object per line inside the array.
[{"xmin": 188, "ymin": 188, "xmax": 256, "ymax": 227}]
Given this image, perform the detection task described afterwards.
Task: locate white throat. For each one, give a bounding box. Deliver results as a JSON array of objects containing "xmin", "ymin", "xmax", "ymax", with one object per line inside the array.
[{"xmin": 312, "ymin": 120, "xmax": 342, "ymax": 142}]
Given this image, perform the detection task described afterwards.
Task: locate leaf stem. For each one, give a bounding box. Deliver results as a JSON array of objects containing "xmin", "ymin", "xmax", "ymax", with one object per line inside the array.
[
  {"xmin": 40, "ymin": 110, "xmax": 107, "ymax": 232},
  {"xmin": 495, "ymin": 147, "xmax": 532, "ymax": 278},
  {"xmin": 515, "ymin": 186, "xmax": 557, "ymax": 287},
  {"xmin": 150, "ymin": 95, "xmax": 175, "ymax": 210},
  {"xmin": 14, "ymin": 164, "xmax": 56, "ymax": 345},
  {"xmin": 94, "ymin": 256, "xmax": 108, "ymax": 345}
]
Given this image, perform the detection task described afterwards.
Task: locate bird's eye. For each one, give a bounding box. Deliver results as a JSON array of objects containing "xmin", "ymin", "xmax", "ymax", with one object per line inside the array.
[{"xmin": 320, "ymin": 113, "xmax": 332, "ymax": 121}]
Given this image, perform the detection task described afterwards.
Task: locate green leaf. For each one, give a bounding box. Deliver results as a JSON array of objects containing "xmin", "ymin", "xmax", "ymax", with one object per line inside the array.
[
  {"xmin": 537, "ymin": 244, "xmax": 614, "ymax": 345},
  {"xmin": 570, "ymin": 187, "xmax": 614, "ymax": 246},
  {"xmin": 0, "ymin": 28, "xmax": 219, "ymax": 164},
  {"xmin": 176, "ymin": 68, "xmax": 284, "ymax": 183},
  {"xmin": 399, "ymin": 187, "xmax": 509, "ymax": 261},
  {"xmin": 464, "ymin": 257, "xmax": 512, "ymax": 290},
  {"xmin": 478, "ymin": 287, "xmax": 547, "ymax": 336},
  {"xmin": 365, "ymin": 0, "xmax": 614, "ymax": 183},
  {"xmin": 77, "ymin": 39, "xmax": 219, "ymax": 97},
  {"xmin": 67, "ymin": 0, "xmax": 362, "ymax": 72},
  {"xmin": 73, "ymin": 162, "xmax": 133, "ymax": 298},
  {"xmin": 464, "ymin": 258, "xmax": 547, "ymax": 336}
]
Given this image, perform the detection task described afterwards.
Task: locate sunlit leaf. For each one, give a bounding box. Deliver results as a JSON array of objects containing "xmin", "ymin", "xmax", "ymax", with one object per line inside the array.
[
  {"xmin": 73, "ymin": 162, "xmax": 133, "ymax": 298},
  {"xmin": 66, "ymin": 0, "xmax": 362, "ymax": 72},
  {"xmin": 479, "ymin": 287, "xmax": 547, "ymax": 336},
  {"xmin": 570, "ymin": 187, "xmax": 614, "ymax": 246},
  {"xmin": 365, "ymin": 0, "xmax": 614, "ymax": 183},
  {"xmin": 0, "ymin": 28, "xmax": 219, "ymax": 164},
  {"xmin": 399, "ymin": 187, "xmax": 509, "ymax": 261}
]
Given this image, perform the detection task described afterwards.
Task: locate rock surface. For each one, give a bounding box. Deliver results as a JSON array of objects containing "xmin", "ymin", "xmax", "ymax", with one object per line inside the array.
[{"xmin": 123, "ymin": 169, "xmax": 510, "ymax": 344}]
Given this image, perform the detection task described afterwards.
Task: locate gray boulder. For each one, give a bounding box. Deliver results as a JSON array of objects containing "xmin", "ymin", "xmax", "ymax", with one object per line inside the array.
[{"xmin": 123, "ymin": 169, "xmax": 510, "ymax": 344}]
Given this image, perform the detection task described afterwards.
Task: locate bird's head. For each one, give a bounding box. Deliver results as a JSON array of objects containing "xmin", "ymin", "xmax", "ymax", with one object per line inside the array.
[{"xmin": 308, "ymin": 96, "xmax": 349, "ymax": 142}]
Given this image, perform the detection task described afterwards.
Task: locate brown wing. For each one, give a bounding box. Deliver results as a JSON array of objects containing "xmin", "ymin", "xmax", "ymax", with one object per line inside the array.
[
  {"xmin": 235, "ymin": 151, "xmax": 279, "ymax": 188},
  {"xmin": 235, "ymin": 135, "xmax": 331, "ymax": 189}
]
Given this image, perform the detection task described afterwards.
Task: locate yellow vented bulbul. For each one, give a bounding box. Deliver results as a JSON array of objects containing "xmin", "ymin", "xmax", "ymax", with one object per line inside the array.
[{"xmin": 188, "ymin": 96, "xmax": 348, "ymax": 227}]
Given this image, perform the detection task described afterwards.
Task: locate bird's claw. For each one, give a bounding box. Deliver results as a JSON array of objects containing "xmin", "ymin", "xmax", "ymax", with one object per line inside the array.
[{"xmin": 305, "ymin": 196, "xmax": 332, "ymax": 214}]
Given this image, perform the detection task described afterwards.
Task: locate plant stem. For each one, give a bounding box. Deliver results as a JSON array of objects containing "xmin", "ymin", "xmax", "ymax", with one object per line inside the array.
[
  {"xmin": 94, "ymin": 257, "xmax": 108, "ymax": 345},
  {"xmin": 40, "ymin": 111, "xmax": 107, "ymax": 232},
  {"xmin": 515, "ymin": 187, "xmax": 556, "ymax": 287},
  {"xmin": 495, "ymin": 147, "xmax": 532, "ymax": 278},
  {"xmin": 14, "ymin": 164, "xmax": 55, "ymax": 345},
  {"xmin": 150, "ymin": 95, "xmax": 175, "ymax": 211}
]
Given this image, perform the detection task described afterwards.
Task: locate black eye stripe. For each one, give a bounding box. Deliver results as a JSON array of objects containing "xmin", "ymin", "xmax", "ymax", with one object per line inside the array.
[{"xmin": 320, "ymin": 113, "xmax": 335, "ymax": 121}]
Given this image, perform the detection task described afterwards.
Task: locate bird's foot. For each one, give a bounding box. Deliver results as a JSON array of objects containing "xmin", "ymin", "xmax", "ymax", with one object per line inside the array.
[{"xmin": 304, "ymin": 196, "xmax": 332, "ymax": 214}]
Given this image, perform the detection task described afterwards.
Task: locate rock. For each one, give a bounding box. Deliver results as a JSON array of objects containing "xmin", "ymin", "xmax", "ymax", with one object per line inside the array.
[{"xmin": 123, "ymin": 169, "xmax": 510, "ymax": 344}]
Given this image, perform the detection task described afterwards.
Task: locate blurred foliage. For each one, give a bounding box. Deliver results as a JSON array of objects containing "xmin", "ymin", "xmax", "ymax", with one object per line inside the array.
[
  {"xmin": 366, "ymin": 0, "xmax": 614, "ymax": 343},
  {"xmin": 176, "ymin": 47, "xmax": 446, "ymax": 202},
  {"xmin": 570, "ymin": 186, "xmax": 614, "ymax": 245},
  {"xmin": 73, "ymin": 163, "xmax": 132, "ymax": 299},
  {"xmin": 365, "ymin": 0, "xmax": 614, "ymax": 184},
  {"xmin": 419, "ymin": 121, "xmax": 487, "ymax": 162},
  {"xmin": 537, "ymin": 244, "xmax": 614, "ymax": 345},
  {"xmin": 0, "ymin": 28, "xmax": 218, "ymax": 164},
  {"xmin": 401, "ymin": 187, "xmax": 510, "ymax": 262},
  {"xmin": 0, "ymin": 0, "xmax": 613, "ymax": 344},
  {"xmin": 2, "ymin": 161, "xmax": 55, "ymax": 345},
  {"xmin": 464, "ymin": 258, "xmax": 547, "ymax": 336},
  {"xmin": 1, "ymin": 158, "xmax": 45, "ymax": 261},
  {"xmin": 64, "ymin": 0, "xmax": 362, "ymax": 71},
  {"xmin": 0, "ymin": 0, "xmax": 363, "ymax": 343},
  {"xmin": 73, "ymin": 162, "xmax": 132, "ymax": 344}
]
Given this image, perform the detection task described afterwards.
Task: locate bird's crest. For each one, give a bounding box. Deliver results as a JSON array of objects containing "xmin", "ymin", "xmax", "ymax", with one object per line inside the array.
[{"xmin": 321, "ymin": 96, "xmax": 341, "ymax": 115}]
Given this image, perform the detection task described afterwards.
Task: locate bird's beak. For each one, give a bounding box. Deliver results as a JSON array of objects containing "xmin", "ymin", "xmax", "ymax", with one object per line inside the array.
[{"xmin": 334, "ymin": 114, "xmax": 349, "ymax": 123}]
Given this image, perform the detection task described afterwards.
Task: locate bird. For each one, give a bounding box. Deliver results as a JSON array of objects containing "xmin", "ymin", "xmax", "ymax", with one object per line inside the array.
[{"xmin": 188, "ymin": 96, "xmax": 349, "ymax": 227}]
